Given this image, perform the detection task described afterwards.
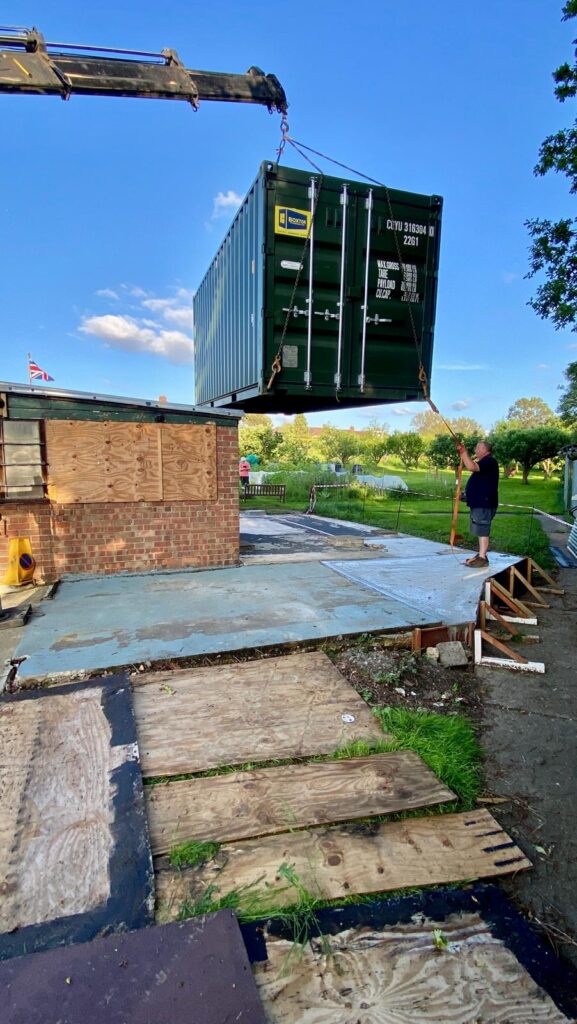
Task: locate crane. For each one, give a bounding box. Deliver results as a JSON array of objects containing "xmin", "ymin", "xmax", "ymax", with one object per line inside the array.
[{"xmin": 0, "ymin": 26, "xmax": 288, "ymax": 113}]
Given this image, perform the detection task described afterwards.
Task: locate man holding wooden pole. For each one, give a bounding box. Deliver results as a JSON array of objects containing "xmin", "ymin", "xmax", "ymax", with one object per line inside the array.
[{"xmin": 456, "ymin": 439, "xmax": 499, "ymax": 568}]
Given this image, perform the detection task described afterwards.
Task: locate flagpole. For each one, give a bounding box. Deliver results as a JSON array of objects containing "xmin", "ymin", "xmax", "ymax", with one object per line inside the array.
[{"xmin": 27, "ymin": 353, "xmax": 31, "ymax": 384}]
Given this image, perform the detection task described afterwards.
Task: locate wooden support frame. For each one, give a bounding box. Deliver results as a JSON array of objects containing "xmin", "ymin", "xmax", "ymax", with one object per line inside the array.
[
  {"xmin": 526, "ymin": 557, "xmax": 564, "ymax": 596},
  {"xmin": 510, "ymin": 565, "xmax": 550, "ymax": 609},
  {"xmin": 474, "ymin": 629, "xmax": 545, "ymax": 674},
  {"xmin": 478, "ymin": 600, "xmax": 517, "ymax": 637},
  {"xmin": 486, "ymin": 579, "xmax": 534, "ymax": 620}
]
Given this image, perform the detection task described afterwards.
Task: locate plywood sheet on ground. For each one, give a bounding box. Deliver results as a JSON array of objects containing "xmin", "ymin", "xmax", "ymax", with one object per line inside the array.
[
  {"xmin": 0, "ymin": 675, "xmax": 153, "ymax": 960},
  {"xmin": 134, "ymin": 652, "xmax": 385, "ymax": 778},
  {"xmin": 45, "ymin": 420, "xmax": 162, "ymax": 503},
  {"xmin": 161, "ymin": 423, "xmax": 216, "ymax": 501},
  {"xmin": 0, "ymin": 911, "xmax": 266, "ymax": 1024},
  {"xmin": 155, "ymin": 809, "xmax": 530, "ymax": 922},
  {"xmin": 325, "ymin": 550, "xmax": 520, "ymax": 626},
  {"xmin": 146, "ymin": 751, "xmax": 455, "ymax": 854},
  {"xmin": 254, "ymin": 915, "xmax": 568, "ymax": 1023}
]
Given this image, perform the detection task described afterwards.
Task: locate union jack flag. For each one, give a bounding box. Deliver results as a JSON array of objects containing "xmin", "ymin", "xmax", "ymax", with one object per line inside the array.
[{"xmin": 28, "ymin": 358, "xmax": 54, "ymax": 382}]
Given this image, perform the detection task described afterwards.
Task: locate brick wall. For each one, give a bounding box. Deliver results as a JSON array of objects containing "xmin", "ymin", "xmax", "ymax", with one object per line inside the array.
[{"xmin": 0, "ymin": 425, "xmax": 239, "ymax": 582}]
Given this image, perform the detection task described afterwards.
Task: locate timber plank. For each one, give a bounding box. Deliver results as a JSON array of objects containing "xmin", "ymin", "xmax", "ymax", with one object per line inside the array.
[
  {"xmin": 145, "ymin": 752, "xmax": 456, "ymax": 854},
  {"xmin": 255, "ymin": 916, "xmax": 567, "ymax": 1023},
  {"xmin": 155, "ymin": 809, "xmax": 531, "ymax": 921},
  {"xmin": 134, "ymin": 652, "xmax": 386, "ymax": 778}
]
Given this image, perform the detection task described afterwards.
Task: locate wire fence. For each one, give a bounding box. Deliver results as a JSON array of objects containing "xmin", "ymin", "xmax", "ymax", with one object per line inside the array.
[{"xmin": 305, "ymin": 481, "xmax": 571, "ymax": 562}]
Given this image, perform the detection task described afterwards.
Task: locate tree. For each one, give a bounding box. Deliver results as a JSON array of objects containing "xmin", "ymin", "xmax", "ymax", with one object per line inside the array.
[
  {"xmin": 558, "ymin": 360, "xmax": 577, "ymax": 423},
  {"xmin": 526, "ymin": 2, "xmax": 577, "ymax": 330},
  {"xmin": 491, "ymin": 426, "xmax": 568, "ymax": 484},
  {"xmin": 239, "ymin": 414, "xmax": 281, "ymax": 464},
  {"xmin": 450, "ymin": 416, "xmax": 484, "ymax": 435},
  {"xmin": 387, "ymin": 431, "xmax": 426, "ymax": 469},
  {"xmin": 411, "ymin": 410, "xmax": 446, "ymax": 437},
  {"xmin": 316, "ymin": 426, "xmax": 363, "ymax": 466},
  {"xmin": 360, "ymin": 422, "xmax": 390, "ymax": 464},
  {"xmin": 428, "ymin": 433, "xmax": 482, "ymax": 475},
  {"xmin": 505, "ymin": 396, "xmax": 557, "ymax": 427},
  {"xmin": 411, "ymin": 410, "xmax": 483, "ymax": 437}
]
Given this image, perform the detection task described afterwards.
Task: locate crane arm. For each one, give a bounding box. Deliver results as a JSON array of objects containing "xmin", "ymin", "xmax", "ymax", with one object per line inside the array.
[{"xmin": 0, "ymin": 27, "xmax": 288, "ymax": 113}]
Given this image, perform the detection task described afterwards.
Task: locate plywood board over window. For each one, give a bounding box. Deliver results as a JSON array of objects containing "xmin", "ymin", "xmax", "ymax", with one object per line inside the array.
[
  {"xmin": 161, "ymin": 423, "xmax": 216, "ymax": 501},
  {"xmin": 44, "ymin": 421, "xmax": 217, "ymax": 504}
]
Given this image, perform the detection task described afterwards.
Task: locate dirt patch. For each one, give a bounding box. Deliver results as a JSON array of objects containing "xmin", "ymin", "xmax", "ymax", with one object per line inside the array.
[{"xmin": 332, "ymin": 643, "xmax": 483, "ymax": 719}]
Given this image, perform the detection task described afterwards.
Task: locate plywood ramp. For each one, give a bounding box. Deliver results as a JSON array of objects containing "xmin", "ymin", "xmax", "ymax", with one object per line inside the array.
[
  {"xmin": 255, "ymin": 916, "xmax": 568, "ymax": 1024},
  {"xmin": 0, "ymin": 676, "xmax": 153, "ymax": 959},
  {"xmin": 134, "ymin": 652, "xmax": 386, "ymax": 778},
  {"xmin": 146, "ymin": 751, "xmax": 456, "ymax": 854},
  {"xmin": 155, "ymin": 809, "xmax": 531, "ymax": 922}
]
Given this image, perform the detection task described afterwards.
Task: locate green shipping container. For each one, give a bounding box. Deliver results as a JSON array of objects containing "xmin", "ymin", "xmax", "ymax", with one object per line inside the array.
[{"xmin": 193, "ymin": 162, "xmax": 442, "ymax": 413}]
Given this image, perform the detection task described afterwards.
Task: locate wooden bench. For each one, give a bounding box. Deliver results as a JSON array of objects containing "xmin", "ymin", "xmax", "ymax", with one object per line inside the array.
[{"xmin": 241, "ymin": 484, "xmax": 286, "ymax": 502}]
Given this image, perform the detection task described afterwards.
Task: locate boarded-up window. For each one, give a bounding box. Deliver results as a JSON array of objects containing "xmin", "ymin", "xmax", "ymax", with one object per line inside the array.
[
  {"xmin": 45, "ymin": 421, "xmax": 217, "ymax": 504},
  {"xmin": 0, "ymin": 420, "xmax": 45, "ymax": 500}
]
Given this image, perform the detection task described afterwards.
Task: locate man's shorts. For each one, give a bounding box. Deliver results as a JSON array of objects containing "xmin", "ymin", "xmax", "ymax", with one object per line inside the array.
[{"xmin": 469, "ymin": 507, "xmax": 497, "ymax": 537}]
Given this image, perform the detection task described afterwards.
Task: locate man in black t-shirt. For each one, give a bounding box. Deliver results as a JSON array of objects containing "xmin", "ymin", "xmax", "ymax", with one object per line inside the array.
[{"xmin": 455, "ymin": 439, "xmax": 499, "ymax": 568}]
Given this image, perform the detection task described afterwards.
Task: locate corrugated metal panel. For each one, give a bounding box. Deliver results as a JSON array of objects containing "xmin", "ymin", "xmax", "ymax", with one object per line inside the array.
[{"xmin": 194, "ymin": 162, "xmax": 443, "ymax": 413}]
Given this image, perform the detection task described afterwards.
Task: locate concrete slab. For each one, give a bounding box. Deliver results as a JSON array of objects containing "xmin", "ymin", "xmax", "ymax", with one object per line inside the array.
[
  {"xmin": 14, "ymin": 561, "xmax": 436, "ymax": 681},
  {"xmin": 324, "ymin": 549, "xmax": 519, "ymax": 625}
]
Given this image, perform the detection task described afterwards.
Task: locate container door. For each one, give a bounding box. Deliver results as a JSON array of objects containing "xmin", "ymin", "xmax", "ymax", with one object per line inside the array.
[
  {"xmin": 266, "ymin": 173, "xmax": 355, "ymax": 394},
  {"xmin": 347, "ymin": 189, "xmax": 442, "ymax": 399}
]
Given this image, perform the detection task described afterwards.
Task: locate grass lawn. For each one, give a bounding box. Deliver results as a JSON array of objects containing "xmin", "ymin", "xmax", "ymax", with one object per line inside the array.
[{"xmin": 242, "ymin": 461, "xmax": 565, "ymax": 568}]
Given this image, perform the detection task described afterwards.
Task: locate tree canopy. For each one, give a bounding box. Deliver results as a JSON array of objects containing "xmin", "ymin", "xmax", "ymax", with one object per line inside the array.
[
  {"xmin": 491, "ymin": 426, "xmax": 568, "ymax": 484},
  {"xmin": 504, "ymin": 396, "xmax": 557, "ymax": 427},
  {"xmin": 558, "ymin": 359, "xmax": 577, "ymax": 424},
  {"xmin": 526, "ymin": 2, "xmax": 577, "ymax": 330}
]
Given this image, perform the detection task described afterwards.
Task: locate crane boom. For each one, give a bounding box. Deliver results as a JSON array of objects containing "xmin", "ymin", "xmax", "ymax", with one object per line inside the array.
[{"xmin": 0, "ymin": 26, "xmax": 288, "ymax": 113}]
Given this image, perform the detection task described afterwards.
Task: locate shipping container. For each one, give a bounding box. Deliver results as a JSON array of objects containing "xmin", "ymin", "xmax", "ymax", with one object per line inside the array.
[{"xmin": 193, "ymin": 162, "xmax": 442, "ymax": 413}]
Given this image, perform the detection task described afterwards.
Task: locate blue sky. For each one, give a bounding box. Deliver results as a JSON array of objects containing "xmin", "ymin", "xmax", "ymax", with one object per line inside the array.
[{"xmin": 1, "ymin": 1, "xmax": 575, "ymax": 431}]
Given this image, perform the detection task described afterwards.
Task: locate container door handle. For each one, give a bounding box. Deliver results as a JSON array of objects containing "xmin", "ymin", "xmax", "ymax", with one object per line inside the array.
[
  {"xmin": 359, "ymin": 189, "xmax": 373, "ymax": 392},
  {"xmin": 334, "ymin": 184, "xmax": 348, "ymax": 390},
  {"xmin": 304, "ymin": 176, "xmax": 316, "ymax": 389}
]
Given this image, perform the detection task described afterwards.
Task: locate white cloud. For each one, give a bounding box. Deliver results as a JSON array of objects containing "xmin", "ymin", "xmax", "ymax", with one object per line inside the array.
[
  {"xmin": 96, "ymin": 288, "xmax": 119, "ymax": 300},
  {"xmin": 142, "ymin": 298, "xmax": 175, "ymax": 312},
  {"xmin": 79, "ymin": 314, "xmax": 194, "ymax": 364},
  {"xmin": 391, "ymin": 406, "xmax": 412, "ymax": 416},
  {"xmin": 537, "ymin": 363, "xmax": 550, "ymax": 369},
  {"xmin": 450, "ymin": 399, "xmax": 470, "ymax": 410},
  {"xmin": 437, "ymin": 363, "xmax": 487, "ymax": 371},
  {"xmin": 502, "ymin": 271, "xmax": 520, "ymax": 285},
  {"xmin": 212, "ymin": 189, "xmax": 243, "ymax": 219},
  {"xmin": 164, "ymin": 306, "xmax": 193, "ymax": 329},
  {"xmin": 567, "ymin": 343, "xmax": 577, "ymax": 350}
]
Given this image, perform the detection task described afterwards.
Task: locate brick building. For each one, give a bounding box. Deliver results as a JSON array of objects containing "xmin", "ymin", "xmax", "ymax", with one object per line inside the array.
[{"xmin": 0, "ymin": 383, "xmax": 241, "ymax": 582}]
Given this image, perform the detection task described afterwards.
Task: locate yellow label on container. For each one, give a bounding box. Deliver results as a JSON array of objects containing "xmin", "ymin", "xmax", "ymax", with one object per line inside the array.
[{"xmin": 275, "ymin": 205, "xmax": 311, "ymax": 237}]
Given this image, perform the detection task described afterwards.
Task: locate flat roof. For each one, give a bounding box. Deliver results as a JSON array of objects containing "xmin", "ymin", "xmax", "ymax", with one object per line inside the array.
[{"xmin": 0, "ymin": 381, "xmax": 243, "ymax": 419}]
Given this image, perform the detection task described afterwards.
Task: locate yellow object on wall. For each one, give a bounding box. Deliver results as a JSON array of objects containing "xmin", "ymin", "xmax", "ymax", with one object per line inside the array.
[{"xmin": 2, "ymin": 538, "xmax": 36, "ymax": 586}]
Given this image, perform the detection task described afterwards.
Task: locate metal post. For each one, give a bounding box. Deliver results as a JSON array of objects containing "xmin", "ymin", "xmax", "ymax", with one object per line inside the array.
[
  {"xmin": 304, "ymin": 176, "xmax": 316, "ymax": 390},
  {"xmin": 395, "ymin": 490, "xmax": 403, "ymax": 532},
  {"xmin": 526, "ymin": 506, "xmax": 535, "ymax": 556},
  {"xmin": 359, "ymin": 190, "xmax": 373, "ymax": 392},
  {"xmin": 335, "ymin": 184, "xmax": 348, "ymax": 391}
]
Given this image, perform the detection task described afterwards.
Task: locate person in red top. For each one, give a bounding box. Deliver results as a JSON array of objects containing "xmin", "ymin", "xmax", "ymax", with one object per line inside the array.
[{"xmin": 239, "ymin": 457, "xmax": 251, "ymax": 493}]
